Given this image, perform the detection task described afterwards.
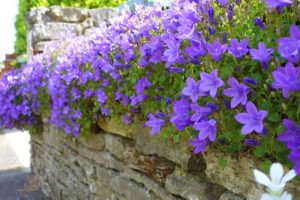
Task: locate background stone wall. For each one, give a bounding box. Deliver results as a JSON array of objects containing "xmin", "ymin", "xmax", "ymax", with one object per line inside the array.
[{"xmin": 26, "ymin": 6, "xmax": 118, "ymax": 57}]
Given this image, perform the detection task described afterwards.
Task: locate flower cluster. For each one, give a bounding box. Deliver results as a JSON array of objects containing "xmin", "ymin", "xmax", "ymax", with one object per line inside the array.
[{"xmin": 0, "ymin": 0, "xmax": 299, "ymax": 174}]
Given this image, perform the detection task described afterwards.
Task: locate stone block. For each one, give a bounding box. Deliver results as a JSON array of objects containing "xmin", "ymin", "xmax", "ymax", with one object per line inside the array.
[
  {"xmin": 124, "ymin": 168, "xmax": 182, "ymax": 200},
  {"xmin": 26, "ymin": 7, "xmax": 49, "ymax": 27},
  {"xmin": 31, "ymin": 22, "xmax": 83, "ymax": 43},
  {"xmin": 96, "ymin": 166, "xmax": 161, "ymax": 200},
  {"xmin": 46, "ymin": 6, "xmax": 88, "ymax": 23},
  {"xmin": 135, "ymin": 128, "xmax": 193, "ymax": 170},
  {"xmin": 78, "ymin": 132, "xmax": 106, "ymax": 151},
  {"xmin": 165, "ymin": 168, "xmax": 225, "ymax": 200},
  {"xmin": 203, "ymin": 149, "xmax": 263, "ymax": 199},
  {"xmin": 89, "ymin": 8, "xmax": 118, "ymax": 26}
]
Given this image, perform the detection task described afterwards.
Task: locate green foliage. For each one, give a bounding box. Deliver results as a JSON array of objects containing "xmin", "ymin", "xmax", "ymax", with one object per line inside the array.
[{"xmin": 14, "ymin": 0, "xmax": 126, "ymax": 54}]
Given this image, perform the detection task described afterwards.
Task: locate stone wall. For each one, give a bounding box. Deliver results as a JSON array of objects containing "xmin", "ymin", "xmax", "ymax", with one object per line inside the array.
[
  {"xmin": 26, "ymin": 6, "xmax": 118, "ymax": 57},
  {"xmin": 30, "ymin": 118, "xmax": 300, "ymax": 200}
]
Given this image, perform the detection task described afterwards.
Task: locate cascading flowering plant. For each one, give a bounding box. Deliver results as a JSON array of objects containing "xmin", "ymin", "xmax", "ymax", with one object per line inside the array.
[{"xmin": 0, "ymin": 0, "xmax": 299, "ymax": 182}]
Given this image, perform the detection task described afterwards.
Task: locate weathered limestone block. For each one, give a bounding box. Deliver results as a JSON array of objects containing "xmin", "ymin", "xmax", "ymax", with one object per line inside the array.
[
  {"xmin": 124, "ymin": 168, "xmax": 183, "ymax": 200},
  {"xmin": 203, "ymin": 149, "xmax": 263, "ymax": 199},
  {"xmin": 88, "ymin": 178, "xmax": 125, "ymax": 200},
  {"xmin": 33, "ymin": 41, "xmax": 51, "ymax": 53},
  {"xmin": 104, "ymin": 132, "xmax": 134, "ymax": 160},
  {"xmin": 26, "ymin": 7, "xmax": 49, "ymax": 26},
  {"xmin": 135, "ymin": 128, "xmax": 193, "ymax": 170},
  {"xmin": 96, "ymin": 166, "xmax": 161, "ymax": 200},
  {"xmin": 89, "ymin": 8, "xmax": 118, "ymax": 26},
  {"xmin": 78, "ymin": 132, "xmax": 106, "ymax": 151},
  {"xmin": 46, "ymin": 6, "xmax": 89, "ymax": 23},
  {"xmin": 98, "ymin": 117, "xmax": 140, "ymax": 138},
  {"xmin": 31, "ymin": 22, "xmax": 83, "ymax": 43},
  {"xmin": 165, "ymin": 168, "xmax": 226, "ymax": 200}
]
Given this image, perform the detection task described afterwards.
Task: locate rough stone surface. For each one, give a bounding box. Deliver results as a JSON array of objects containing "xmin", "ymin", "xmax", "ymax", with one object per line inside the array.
[
  {"xmin": 219, "ymin": 192, "xmax": 244, "ymax": 200},
  {"xmin": 165, "ymin": 168, "xmax": 225, "ymax": 200},
  {"xmin": 203, "ymin": 150, "xmax": 264, "ymax": 200},
  {"xmin": 46, "ymin": 6, "xmax": 89, "ymax": 22},
  {"xmin": 31, "ymin": 22, "xmax": 83, "ymax": 43},
  {"xmin": 26, "ymin": 6, "xmax": 118, "ymax": 55}
]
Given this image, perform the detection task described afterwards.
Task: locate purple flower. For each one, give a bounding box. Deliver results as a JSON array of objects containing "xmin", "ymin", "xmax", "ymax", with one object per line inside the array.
[
  {"xmin": 278, "ymin": 119, "xmax": 300, "ymax": 143},
  {"xmin": 193, "ymin": 119, "xmax": 217, "ymax": 142},
  {"xmin": 235, "ymin": 102, "xmax": 268, "ymax": 135},
  {"xmin": 95, "ymin": 88, "xmax": 107, "ymax": 104},
  {"xmin": 144, "ymin": 113, "xmax": 165, "ymax": 136},
  {"xmin": 278, "ymin": 25, "xmax": 300, "ymax": 63},
  {"xmin": 223, "ymin": 77, "xmax": 250, "ymax": 108},
  {"xmin": 190, "ymin": 137, "xmax": 209, "ymax": 154},
  {"xmin": 245, "ymin": 138, "xmax": 260, "ymax": 146},
  {"xmin": 208, "ymin": 7, "xmax": 215, "ymax": 24},
  {"xmin": 168, "ymin": 67, "xmax": 184, "ymax": 74},
  {"xmin": 206, "ymin": 39, "xmax": 227, "ymax": 61},
  {"xmin": 199, "ymin": 69, "xmax": 224, "ymax": 97},
  {"xmin": 228, "ymin": 4, "xmax": 234, "ymax": 21},
  {"xmin": 254, "ymin": 17, "xmax": 266, "ymax": 29},
  {"xmin": 264, "ymin": 0, "xmax": 293, "ymax": 9},
  {"xmin": 182, "ymin": 77, "xmax": 203, "ymax": 102},
  {"xmin": 71, "ymin": 87, "xmax": 81, "ymax": 100},
  {"xmin": 218, "ymin": 0, "xmax": 228, "ymax": 6},
  {"xmin": 163, "ymin": 36, "xmax": 184, "ymax": 65},
  {"xmin": 208, "ymin": 26, "xmax": 216, "ymax": 35},
  {"xmin": 123, "ymin": 115, "xmax": 132, "ymax": 124},
  {"xmin": 243, "ymin": 77, "xmax": 257, "ymax": 85},
  {"xmin": 228, "ymin": 38, "xmax": 249, "ymax": 58},
  {"xmin": 135, "ymin": 77, "xmax": 152, "ymax": 94},
  {"xmin": 190, "ymin": 103, "xmax": 212, "ymax": 122},
  {"xmin": 277, "ymin": 119, "xmax": 300, "ymax": 174},
  {"xmin": 250, "ymin": 42, "xmax": 274, "ymax": 68},
  {"xmin": 170, "ymin": 99, "xmax": 191, "ymax": 131},
  {"xmin": 272, "ymin": 62, "xmax": 300, "ymax": 98}
]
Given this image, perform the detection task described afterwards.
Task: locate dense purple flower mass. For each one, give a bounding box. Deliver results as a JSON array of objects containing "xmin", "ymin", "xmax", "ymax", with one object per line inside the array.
[
  {"xmin": 223, "ymin": 77, "xmax": 250, "ymax": 108},
  {"xmin": 144, "ymin": 114, "xmax": 165, "ymax": 136},
  {"xmin": 199, "ymin": 69, "xmax": 224, "ymax": 97},
  {"xmin": 272, "ymin": 62, "xmax": 300, "ymax": 98},
  {"xmin": 228, "ymin": 38, "xmax": 249, "ymax": 58},
  {"xmin": 235, "ymin": 102, "xmax": 268, "ymax": 135}
]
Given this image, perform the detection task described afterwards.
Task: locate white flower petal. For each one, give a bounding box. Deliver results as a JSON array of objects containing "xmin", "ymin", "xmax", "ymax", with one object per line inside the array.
[
  {"xmin": 281, "ymin": 169, "xmax": 297, "ymax": 184},
  {"xmin": 280, "ymin": 192, "xmax": 292, "ymax": 200},
  {"xmin": 254, "ymin": 169, "xmax": 271, "ymax": 187},
  {"xmin": 270, "ymin": 163, "xmax": 284, "ymax": 184},
  {"xmin": 261, "ymin": 193, "xmax": 274, "ymax": 200}
]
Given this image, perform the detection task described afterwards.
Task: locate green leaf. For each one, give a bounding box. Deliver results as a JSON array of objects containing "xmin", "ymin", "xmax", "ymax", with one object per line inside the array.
[
  {"xmin": 259, "ymin": 160, "xmax": 272, "ymax": 174},
  {"xmin": 218, "ymin": 158, "xmax": 228, "ymax": 169}
]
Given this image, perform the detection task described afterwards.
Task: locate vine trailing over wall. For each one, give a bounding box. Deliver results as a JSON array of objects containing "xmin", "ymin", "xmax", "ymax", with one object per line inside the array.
[
  {"xmin": 3, "ymin": 0, "xmax": 300, "ymax": 174},
  {"xmin": 14, "ymin": 0, "xmax": 126, "ymax": 55}
]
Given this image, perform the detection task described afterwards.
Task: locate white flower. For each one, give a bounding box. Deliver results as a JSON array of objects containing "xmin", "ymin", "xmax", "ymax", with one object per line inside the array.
[
  {"xmin": 261, "ymin": 192, "xmax": 292, "ymax": 200},
  {"xmin": 253, "ymin": 163, "xmax": 296, "ymax": 196}
]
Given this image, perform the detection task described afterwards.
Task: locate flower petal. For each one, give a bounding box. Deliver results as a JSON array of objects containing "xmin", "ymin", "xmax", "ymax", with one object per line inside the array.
[
  {"xmin": 270, "ymin": 163, "xmax": 284, "ymax": 184},
  {"xmin": 253, "ymin": 169, "xmax": 271, "ymax": 187},
  {"xmin": 281, "ymin": 169, "xmax": 296, "ymax": 184}
]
